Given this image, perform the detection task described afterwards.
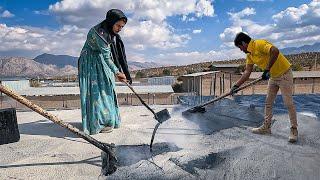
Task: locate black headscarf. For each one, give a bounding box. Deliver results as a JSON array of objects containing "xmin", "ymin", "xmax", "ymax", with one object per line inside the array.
[{"xmin": 94, "ymin": 9, "xmax": 132, "ymax": 84}]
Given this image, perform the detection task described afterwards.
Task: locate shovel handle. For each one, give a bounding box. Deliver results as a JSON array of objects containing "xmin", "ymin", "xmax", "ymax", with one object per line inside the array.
[
  {"xmin": 191, "ymin": 77, "xmax": 263, "ymax": 109},
  {"xmin": 124, "ymin": 81, "xmax": 157, "ymax": 116},
  {"xmin": 0, "ymin": 84, "xmax": 114, "ymax": 154}
]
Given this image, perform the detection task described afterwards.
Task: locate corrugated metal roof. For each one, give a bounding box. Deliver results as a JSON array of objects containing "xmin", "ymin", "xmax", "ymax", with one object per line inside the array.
[
  {"xmin": 249, "ymin": 71, "xmax": 320, "ymax": 79},
  {"xmin": 11, "ymin": 85, "xmax": 173, "ymax": 96},
  {"xmin": 182, "ymin": 71, "xmax": 219, "ymax": 77}
]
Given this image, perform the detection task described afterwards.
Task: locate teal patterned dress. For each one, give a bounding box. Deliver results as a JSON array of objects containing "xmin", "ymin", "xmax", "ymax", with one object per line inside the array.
[{"xmin": 78, "ymin": 28, "xmax": 121, "ymax": 135}]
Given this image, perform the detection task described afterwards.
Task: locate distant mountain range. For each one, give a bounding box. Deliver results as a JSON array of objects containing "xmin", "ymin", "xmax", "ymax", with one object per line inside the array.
[
  {"xmin": 0, "ymin": 57, "xmax": 77, "ymax": 77},
  {"xmin": 281, "ymin": 42, "xmax": 320, "ymax": 55},
  {"xmin": 1, "ymin": 41, "xmax": 319, "ymax": 78},
  {"xmin": 34, "ymin": 53, "xmax": 163, "ymax": 71},
  {"xmin": 34, "ymin": 53, "xmax": 78, "ymax": 68}
]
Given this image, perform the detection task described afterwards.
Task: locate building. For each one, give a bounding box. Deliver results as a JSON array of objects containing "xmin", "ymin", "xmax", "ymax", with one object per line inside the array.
[
  {"xmin": 249, "ymin": 71, "xmax": 320, "ymax": 94},
  {"xmin": 0, "ymin": 77, "xmax": 30, "ymax": 92}
]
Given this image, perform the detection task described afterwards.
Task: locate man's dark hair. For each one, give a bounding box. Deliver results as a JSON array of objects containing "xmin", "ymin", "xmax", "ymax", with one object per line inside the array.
[{"xmin": 234, "ymin": 32, "xmax": 251, "ymax": 47}]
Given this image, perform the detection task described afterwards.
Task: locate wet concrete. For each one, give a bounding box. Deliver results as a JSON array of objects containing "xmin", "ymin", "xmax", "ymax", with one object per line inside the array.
[{"xmin": 0, "ymin": 97, "xmax": 320, "ymax": 180}]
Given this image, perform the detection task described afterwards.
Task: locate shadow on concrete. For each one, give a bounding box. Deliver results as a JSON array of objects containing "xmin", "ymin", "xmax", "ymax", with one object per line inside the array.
[
  {"xmin": 116, "ymin": 142, "xmax": 181, "ymax": 167},
  {"xmin": 180, "ymin": 99, "xmax": 264, "ymax": 135},
  {"xmin": 0, "ymin": 155, "xmax": 102, "ymax": 169},
  {"xmin": 18, "ymin": 119, "xmax": 83, "ymax": 138}
]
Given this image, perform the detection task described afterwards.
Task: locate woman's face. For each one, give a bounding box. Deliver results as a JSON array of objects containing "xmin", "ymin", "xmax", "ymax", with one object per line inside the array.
[{"xmin": 112, "ymin": 19, "xmax": 126, "ymax": 34}]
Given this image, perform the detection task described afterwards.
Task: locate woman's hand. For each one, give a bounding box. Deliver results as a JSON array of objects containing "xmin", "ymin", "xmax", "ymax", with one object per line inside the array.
[{"xmin": 116, "ymin": 72, "xmax": 127, "ymax": 82}]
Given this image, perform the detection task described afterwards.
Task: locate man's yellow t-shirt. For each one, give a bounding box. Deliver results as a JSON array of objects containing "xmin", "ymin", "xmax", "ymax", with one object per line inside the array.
[{"xmin": 246, "ymin": 39, "xmax": 291, "ymax": 78}]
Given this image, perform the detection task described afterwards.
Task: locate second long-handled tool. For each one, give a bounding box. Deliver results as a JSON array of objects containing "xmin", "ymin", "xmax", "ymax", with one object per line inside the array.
[
  {"xmin": 124, "ymin": 82, "xmax": 171, "ymax": 151},
  {"xmin": 183, "ymin": 77, "xmax": 263, "ymax": 114},
  {"xmin": 0, "ymin": 84, "xmax": 117, "ymax": 175}
]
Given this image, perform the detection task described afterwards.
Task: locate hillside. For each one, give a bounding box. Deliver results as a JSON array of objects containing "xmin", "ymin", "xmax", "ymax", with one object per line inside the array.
[
  {"xmin": 133, "ymin": 52, "xmax": 320, "ymax": 77},
  {"xmin": 33, "ymin": 53, "xmax": 163, "ymax": 71},
  {"xmin": 34, "ymin": 53, "xmax": 78, "ymax": 68},
  {"xmin": 0, "ymin": 57, "xmax": 77, "ymax": 77},
  {"xmin": 281, "ymin": 42, "xmax": 320, "ymax": 55}
]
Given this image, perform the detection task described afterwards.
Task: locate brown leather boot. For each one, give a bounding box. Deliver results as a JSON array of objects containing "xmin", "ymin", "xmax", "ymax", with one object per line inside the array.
[
  {"xmin": 251, "ymin": 123, "xmax": 271, "ymax": 134},
  {"xmin": 289, "ymin": 127, "xmax": 298, "ymax": 143}
]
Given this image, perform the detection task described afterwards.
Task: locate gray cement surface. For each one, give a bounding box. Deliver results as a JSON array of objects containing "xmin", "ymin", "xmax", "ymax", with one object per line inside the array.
[{"xmin": 0, "ymin": 99, "xmax": 319, "ymax": 180}]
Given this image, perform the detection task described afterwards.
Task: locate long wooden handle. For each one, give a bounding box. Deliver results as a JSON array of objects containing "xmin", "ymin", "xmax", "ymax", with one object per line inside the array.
[
  {"xmin": 124, "ymin": 81, "xmax": 156, "ymax": 116},
  {"xmin": 0, "ymin": 84, "xmax": 114, "ymax": 154},
  {"xmin": 191, "ymin": 77, "xmax": 263, "ymax": 109}
]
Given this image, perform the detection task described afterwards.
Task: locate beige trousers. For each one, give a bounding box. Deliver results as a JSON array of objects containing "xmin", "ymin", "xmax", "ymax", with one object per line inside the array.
[{"xmin": 264, "ymin": 68, "xmax": 298, "ymax": 128}]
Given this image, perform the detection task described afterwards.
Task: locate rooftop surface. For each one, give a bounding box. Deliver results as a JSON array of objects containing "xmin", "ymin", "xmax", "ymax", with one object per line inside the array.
[{"xmin": 0, "ymin": 97, "xmax": 319, "ymax": 179}]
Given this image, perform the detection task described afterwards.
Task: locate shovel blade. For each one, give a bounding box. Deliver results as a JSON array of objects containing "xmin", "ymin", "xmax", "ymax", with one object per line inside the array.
[{"xmin": 155, "ymin": 109, "xmax": 170, "ymax": 123}]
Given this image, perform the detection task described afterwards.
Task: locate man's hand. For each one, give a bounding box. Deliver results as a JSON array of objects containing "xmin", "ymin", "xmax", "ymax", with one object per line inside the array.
[
  {"xmin": 230, "ymin": 84, "xmax": 240, "ymax": 95},
  {"xmin": 116, "ymin": 72, "xmax": 127, "ymax": 82},
  {"xmin": 261, "ymin": 70, "xmax": 270, "ymax": 80}
]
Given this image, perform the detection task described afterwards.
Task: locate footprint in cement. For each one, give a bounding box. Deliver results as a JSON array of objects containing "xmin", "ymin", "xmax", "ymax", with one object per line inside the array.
[{"xmin": 116, "ymin": 142, "xmax": 181, "ymax": 167}]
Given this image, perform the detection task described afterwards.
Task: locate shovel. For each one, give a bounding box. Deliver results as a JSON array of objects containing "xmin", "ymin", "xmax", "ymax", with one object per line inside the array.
[
  {"xmin": 124, "ymin": 81, "xmax": 171, "ymax": 150},
  {"xmin": 0, "ymin": 84, "xmax": 117, "ymax": 175},
  {"xmin": 183, "ymin": 77, "xmax": 263, "ymax": 114}
]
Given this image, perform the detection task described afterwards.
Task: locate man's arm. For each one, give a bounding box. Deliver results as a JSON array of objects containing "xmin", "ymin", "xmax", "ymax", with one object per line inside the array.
[
  {"xmin": 266, "ymin": 46, "xmax": 279, "ymax": 70},
  {"xmin": 235, "ymin": 64, "xmax": 254, "ymax": 87}
]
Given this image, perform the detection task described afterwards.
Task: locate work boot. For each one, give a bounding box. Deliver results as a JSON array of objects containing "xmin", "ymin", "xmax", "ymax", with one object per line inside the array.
[
  {"xmin": 251, "ymin": 123, "xmax": 271, "ymax": 134},
  {"xmin": 100, "ymin": 126, "xmax": 113, "ymax": 133},
  {"xmin": 289, "ymin": 127, "xmax": 298, "ymax": 143}
]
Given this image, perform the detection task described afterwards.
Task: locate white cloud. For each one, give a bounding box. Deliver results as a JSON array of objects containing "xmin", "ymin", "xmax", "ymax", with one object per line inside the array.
[
  {"xmin": 49, "ymin": 0, "xmax": 214, "ymax": 26},
  {"xmin": 228, "ymin": 7, "xmax": 255, "ymax": 21},
  {"xmin": 220, "ymin": 0, "xmax": 320, "ymax": 49},
  {"xmin": 182, "ymin": 15, "xmax": 197, "ymax": 22},
  {"xmin": 0, "ymin": 0, "xmax": 216, "ymax": 62},
  {"xmin": 1, "ymin": 10, "xmax": 14, "ymax": 18},
  {"xmin": 34, "ymin": 10, "xmax": 49, "ymax": 15},
  {"xmin": 0, "ymin": 24, "xmax": 87, "ymax": 57},
  {"xmin": 154, "ymin": 48, "xmax": 244, "ymax": 65},
  {"xmin": 219, "ymin": 26, "xmax": 243, "ymax": 43},
  {"xmin": 122, "ymin": 20, "xmax": 191, "ymax": 50},
  {"xmin": 192, "ymin": 29, "xmax": 202, "ymax": 34}
]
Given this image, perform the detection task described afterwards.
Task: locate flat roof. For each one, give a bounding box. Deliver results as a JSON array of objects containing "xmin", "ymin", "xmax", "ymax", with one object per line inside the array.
[
  {"xmin": 211, "ymin": 64, "xmax": 240, "ymax": 68},
  {"xmin": 182, "ymin": 71, "xmax": 219, "ymax": 77},
  {"xmin": 12, "ymin": 85, "xmax": 173, "ymax": 96},
  {"xmin": 250, "ymin": 71, "xmax": 320, "ymax": 79}
]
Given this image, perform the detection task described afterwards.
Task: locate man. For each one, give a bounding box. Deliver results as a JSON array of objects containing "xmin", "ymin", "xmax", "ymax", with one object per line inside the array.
[{"xmin": 231, "ymin": 32, "xmax": 298, "ymax": 143}]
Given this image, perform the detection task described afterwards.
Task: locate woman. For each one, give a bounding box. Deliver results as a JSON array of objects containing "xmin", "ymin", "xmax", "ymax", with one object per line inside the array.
[{"xmin": 78, "ymin": 9, "xmax": 132, "ymax": 135}]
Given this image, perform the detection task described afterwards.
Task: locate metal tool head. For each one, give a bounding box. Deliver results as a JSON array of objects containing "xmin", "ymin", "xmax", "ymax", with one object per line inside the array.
[
  {"xmin": 183, "ymin": 106, "xmax": 206, "ymax": 115},
  {"xmin": 155, "ymin": 109, "xmax": 171, "ymax": 123},
  {"xmin": 101, "ymin": 143, "xmax": 118, "ymax": 176}
]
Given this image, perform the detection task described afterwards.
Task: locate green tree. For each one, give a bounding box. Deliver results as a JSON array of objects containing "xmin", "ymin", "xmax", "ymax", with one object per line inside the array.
[
  {"xmin": 235, "ymin": 64, "xmax": 245, "ymax": 74},
  {"xmin": 135, "ymin": 71, "xmax": 146, "ymax": 78},
  {"xmin": 172, "ymin": 81, "xmax": 183, "ymax": 93},
  {"xmin": 253, "ymin": 65, "xmax": 263, "ymax": 72},
  {"xmin": 210, "ymin": 65, "xmax": 217, "ymax": 71},
  {"xmin": 291, "ymin": 64, "xmax": 303, "ymax": 71},
  {"xmin": 162, "ymin": 69, "xmax": 171, "ymax": 76}
]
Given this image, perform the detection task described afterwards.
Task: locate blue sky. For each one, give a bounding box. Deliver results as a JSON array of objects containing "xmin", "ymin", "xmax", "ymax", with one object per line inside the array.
[{"xmin": 0, "ymin": 0, "xmax": 319, "ymax": 65}]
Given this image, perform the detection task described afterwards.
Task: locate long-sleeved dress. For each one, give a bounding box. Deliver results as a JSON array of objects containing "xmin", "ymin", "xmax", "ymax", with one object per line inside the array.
[{"xmin": 78, "ymin": 28, "xmax": 120, "ymax": 135}]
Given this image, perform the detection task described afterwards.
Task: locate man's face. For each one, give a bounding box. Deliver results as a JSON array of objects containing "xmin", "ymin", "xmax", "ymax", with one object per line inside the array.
[
  {"xmin": 237, "ymin": 42, "xmax": 249, "ymax": 54},
  {"xmin": 112, "ymin": 20, "xmax": 126, "ymax": 34}
]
